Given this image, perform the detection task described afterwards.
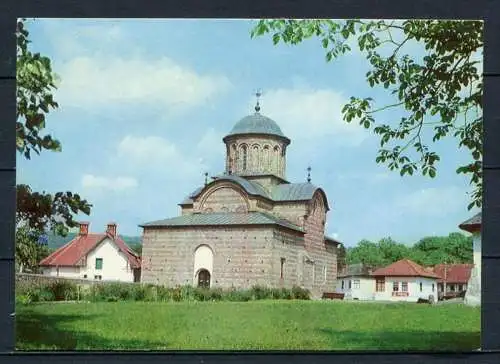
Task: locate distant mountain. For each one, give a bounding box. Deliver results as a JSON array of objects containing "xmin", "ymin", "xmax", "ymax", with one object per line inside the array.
[{"xmin": 47, "ymin": 232, "xmax": 142, "ymax": 250}]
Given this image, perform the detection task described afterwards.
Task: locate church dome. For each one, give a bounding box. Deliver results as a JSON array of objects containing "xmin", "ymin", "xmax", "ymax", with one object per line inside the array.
[{"xmin": 225, "ymin": 112, "xmax": 287, "ymax": 140}]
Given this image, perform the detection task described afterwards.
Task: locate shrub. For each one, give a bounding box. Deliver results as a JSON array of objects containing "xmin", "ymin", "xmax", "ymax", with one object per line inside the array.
[
  {"xmin": 48, "ymin": 281, "xmax": 78, "ymax": 301},
  {"xmin": 250, "ymin": 285, "xmax": 272, "ymax": 300},
  {"xmin": 291, "ymin": 286, "xmax": 310, "ymax": 300}
]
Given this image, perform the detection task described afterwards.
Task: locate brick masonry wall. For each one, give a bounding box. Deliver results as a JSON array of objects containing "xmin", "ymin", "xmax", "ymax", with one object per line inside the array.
[
  {"xmin": 141, "ymin": 226, "xmax": 279, "ymax": 288},
  {"xmin": 195, "ymin": 183, "xmax": 249, "ymax": 213}
]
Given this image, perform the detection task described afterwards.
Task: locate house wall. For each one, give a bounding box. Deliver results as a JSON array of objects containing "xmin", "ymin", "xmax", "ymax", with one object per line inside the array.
[
  {"xmin": 336, "ymin": 277, "xmax": 375, "ymax": 300},
  {"xmin": 465, "ymin": 231, "xmax": 481, "ymax": 306},
  {"xmin": 373, "ymin": 277, "xmax": 437, "ymax": 302},
  {"xmin": 42, "ymin": 266, "xmax": 81, "ymax": 278},
  {"xmin": 83, "ymin": 238, "xmax": 135, "ymax": 282}
]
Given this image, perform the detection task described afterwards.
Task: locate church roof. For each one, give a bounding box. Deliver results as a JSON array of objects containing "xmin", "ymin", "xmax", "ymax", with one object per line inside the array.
[
  {"xmin": 180, "ymin": 176, "xmax": 324, "ymax": 206},
  {"xmin": 224, "ymin": 112, "xmax": 289, "ymax": 141},
  {"xmin": 140, "ymin": 212, "xmax": 304, "ymax": 233}
]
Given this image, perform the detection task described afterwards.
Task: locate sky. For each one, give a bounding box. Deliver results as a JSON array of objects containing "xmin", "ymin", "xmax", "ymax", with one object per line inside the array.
[{"xmin": 17, "ymin": 19, "xmax": 481, "ymax": 247}]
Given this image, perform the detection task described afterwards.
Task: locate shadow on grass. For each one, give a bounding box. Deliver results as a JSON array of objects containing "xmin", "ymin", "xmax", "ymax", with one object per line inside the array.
[
  {"xmin": 15, "ymin": 305, "xmax": 169, "ymax": 350},
  {"xmin": 317, "ymin": 328, "xmax": 480, "ymax": 351}
]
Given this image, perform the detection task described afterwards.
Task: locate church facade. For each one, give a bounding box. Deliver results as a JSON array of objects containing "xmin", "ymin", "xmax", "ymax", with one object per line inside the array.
[{"xmin": 140, "ymin": 101, "xmax": 340, "ymax": 298}]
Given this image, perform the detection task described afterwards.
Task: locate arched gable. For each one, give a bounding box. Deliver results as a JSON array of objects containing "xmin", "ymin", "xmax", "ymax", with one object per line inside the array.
[
  {"xmin": 310, "ymin": 188, "xmax": 330, "ymax": 213},
  {"xmin": 198, "ymin": 181, "xmax": 250, "ymax": 213}
]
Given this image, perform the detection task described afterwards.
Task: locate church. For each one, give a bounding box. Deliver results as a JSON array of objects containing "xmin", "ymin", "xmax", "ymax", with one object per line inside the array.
[{"xmin": 140, "ymin": 97, "xmax": 340, "ymax": 298}]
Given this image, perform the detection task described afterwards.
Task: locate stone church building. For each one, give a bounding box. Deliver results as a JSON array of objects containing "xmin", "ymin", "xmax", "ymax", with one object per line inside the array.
[{"xmin": 140, "ymin": 101, "xmax": 340, "ymax": 297}]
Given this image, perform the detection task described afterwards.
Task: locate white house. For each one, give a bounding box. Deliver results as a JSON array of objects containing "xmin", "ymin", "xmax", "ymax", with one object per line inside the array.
[
  {"xmin": 459, "ymin": 212, "xmax": 481, "ymax": 306},
  {"xmin": 40, "ymin": 222, "xmax": 141, "ymax": 282},
  {"xmin": 370, "ymin": 259, "xmax": 440, "ymax": 302},
  {"xmin": 336, "ymin": 263, "xmax": 375, "ymax": 300}
]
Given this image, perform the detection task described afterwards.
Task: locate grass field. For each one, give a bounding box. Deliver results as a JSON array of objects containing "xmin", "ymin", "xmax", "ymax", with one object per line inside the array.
[{"xmin": 16, "ymin": 300, "xmax": 480, "ymax": 351}]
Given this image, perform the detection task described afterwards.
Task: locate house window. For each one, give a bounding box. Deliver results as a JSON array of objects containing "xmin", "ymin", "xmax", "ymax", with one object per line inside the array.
[
  {"xmin": 95, "ymin": 258, "xmax": 103, "ymax": 270},
  {"xmin": 83, "ymin": 274, "xmax": 87, "ymax": 279},
  {"xmin": 419, "ymin": 282, "xmax": 423, "ymax": 292},
  {"xmin": 280, "ymin": 258, "xmax": 285, "ymax": 279},
  {"xmin": 341, "ymin": 280, "xmax": 345, "ymax": 290},
  {"xmin": 393, "ymin": 281, "xmax": 399, "ymax": 292},
  {"xmin": 432, "ymin": 284, "xmax": 435, "ymax": 292},
  {"xmin": 449, "ymin": 284, "xmax": 455, "ymax": 292},
  {"xmin": 459, "ymin": 284, "xmax": 464, "ymax": 291},
  {"xmin": 353, "ymin": 279, "xmax": 360, "ymax": 289},
  {"xmin": 376, "ymin": 279, "xmax": 385, "ymax": 292},
  {"xmin": 94, "ymin": 275, "xmax": 102, "ymax": 280},
  {"xmin": 348, "ymin": 280, "xmax": 352, "ymax": 289},
  {"xmin": 401, "ymin": 282, "xmax": 408, "ymax": 292}
]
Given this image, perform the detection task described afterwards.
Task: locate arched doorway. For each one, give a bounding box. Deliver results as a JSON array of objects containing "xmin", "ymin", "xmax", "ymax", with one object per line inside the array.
[{"xmin": 197, "ymin": 269, "xmax": 211, "ymax": 288}]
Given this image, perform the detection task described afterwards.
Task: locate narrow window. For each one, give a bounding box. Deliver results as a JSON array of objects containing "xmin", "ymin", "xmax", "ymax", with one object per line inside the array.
[
  {"xmin": 401, "ymin": 282, "xmax": 408, "ymax": 292},
  {"xmin": 242, "ymin": 145, "xmax": 248, "ymax": 170},
  {"xmin": 95, "ymin": 258, "xmax": 103, "ymax": 270},
  {"xmin": 419, "ymin": 282, "xmax": 423, "ymax": 292},
  {"xmin": 348, "ymin": 280, "xmax": 352, "ymax": 289},
  {"xmin": 341, "ymin": 280, "xmax": 345, "ymax": 289},
  {"xmin": 280, "ymin": 257, "xmax": 285, "ymax": 279},
  {"xmin": 393, "ymin": 281, "xmax": 399, "ymax": 292},
  {"xmin": 323, "ymin": 265, "xmax": 327, "ymax": 282},
  {"xmin": 432, "ymin": 283, "xmax": 435, "ymax": 292},
  {"xmin": 376, "ymin": 279, "xmax": 385, "ymax": 292}
]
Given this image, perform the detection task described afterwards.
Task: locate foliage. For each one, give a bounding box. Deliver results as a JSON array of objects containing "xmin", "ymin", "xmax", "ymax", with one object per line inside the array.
[
  {"xmin": 16, "ymin": 300, "xmax": 480, "ymax": 350},
  {"xmin": 17, "ymin": 280, "xmax": 310, "ymax": 304},
  {"xmin": 251, "ymin": 19, "xmax": 483, "ymax": 210},
  {"xmin": 346, "ymin": 233, "xmax": 473, "ymax": 267},
  {"xmin": 15, "ymin": 226, "xmax": 51, "ymax": 273},
  {"xmin": 15, "ymin": 19, "xmax": 92, "ymax": 271}
]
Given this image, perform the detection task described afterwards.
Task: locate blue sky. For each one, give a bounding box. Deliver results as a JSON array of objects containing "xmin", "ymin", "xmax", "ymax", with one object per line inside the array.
[{"xmin": 17, "ymin": 19, "xmax": 481, "ymax": 246}]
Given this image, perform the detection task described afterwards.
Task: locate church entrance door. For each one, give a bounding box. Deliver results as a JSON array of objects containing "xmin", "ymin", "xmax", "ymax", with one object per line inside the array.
[{"xmin": 198, "ymin": 269, "xmax": 211, "ymax": 288}]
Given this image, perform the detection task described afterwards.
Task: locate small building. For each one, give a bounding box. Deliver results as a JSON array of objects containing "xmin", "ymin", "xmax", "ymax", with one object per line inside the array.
[
  {"xmin": 370, "ymin": 259, "xmax": 440, "ymax": 302},
  {"xmin": 336, "ymin": 263, "xmax": 375, "ymax": 300},
  {"xmin": 39, "ymin": 222, "xmax": 141, "ymax": 282},
  {"xmin": 459, "ymin": 212, "xmax": 481, "ymax": 306},
  {"xmin": 433, "ymin": 264, "xmax": 473, "ymax": 299}
]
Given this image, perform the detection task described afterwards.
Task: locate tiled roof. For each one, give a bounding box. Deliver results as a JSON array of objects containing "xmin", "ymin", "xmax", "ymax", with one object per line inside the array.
[
  {"xmin": 224, "ymin": 112, "xmax": 288, "ymax": 140},
  {"xmin": 140, "ymin": 212, "xmax": 304, "ymax": 233},
  {"xmin": 180, "ymin": 175, "xmax": 324, "ymax": 206},
  {"xmin": 433, "ymin": 264, "xmax": 473, "ymax": 283},
  {"xmin": 459, "ymin": 212, "xmax": 481, "ymax": 233},
  {"xmin": 39, "ymin": 233, "xmax": 141, "ymax": 268},
  {"xmin": 371, "ymin": 259, "xmax": 441, "ymax": 279}
]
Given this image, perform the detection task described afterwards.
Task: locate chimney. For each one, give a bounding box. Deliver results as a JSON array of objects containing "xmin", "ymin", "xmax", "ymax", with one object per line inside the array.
[
  {"xmin": 106, "ymin": 222, "xmax": 117, "ymax": 239},
  {"xmin": 79, "ymin": 222, "xmax": 90, "ymax": 236}
]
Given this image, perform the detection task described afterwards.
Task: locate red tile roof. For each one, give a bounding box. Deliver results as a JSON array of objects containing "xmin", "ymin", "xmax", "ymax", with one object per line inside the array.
[
  {"xmin": 371, "ymin": 259, "xmax": 441, "ymax": 279},
  {"xmin": 40, "ymin": 232, "xmax": 141, "ymax": 269},
  {"xmin": 433, "ymin": 264, "xmax": 473, "ymax": 284}
]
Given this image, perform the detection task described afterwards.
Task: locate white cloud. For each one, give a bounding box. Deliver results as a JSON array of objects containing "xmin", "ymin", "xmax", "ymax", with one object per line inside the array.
[
  {"xmin": 115, "ymin": 135, "xmax": 209, "ymax": 180},
  {"xmin": 117, "ymin": 135, "xmax": 179, "ymax": 163},
  {"xmin": 56, "ymin": 56, "xmax": 232, "ymax": 110},
  {"xmin": 81, "ymin": 174, "xmax": 138, "ymax": 192},
  {"xmin": 252, "ymin": 87, "xmax": 367, "ymax": 145},
  {"xmin": 395, "ymin": 186, "xmax": 468, "ymax": 217}
]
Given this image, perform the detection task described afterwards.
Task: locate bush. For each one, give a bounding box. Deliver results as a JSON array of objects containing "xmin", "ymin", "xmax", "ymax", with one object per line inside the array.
[
  {"xmin": 48, "ymin": 281, "xmax": 78, "ymax": 301},
  {"xmin": 291, "ymin": 286, "xmax": 310, "ymax": 300}
]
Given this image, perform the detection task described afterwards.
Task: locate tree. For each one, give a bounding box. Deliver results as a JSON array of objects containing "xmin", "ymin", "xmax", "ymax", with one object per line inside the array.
[
  {"xmin": 251, "ymin": 20, "xmax": 483, "ymax": 210},
  {"xmin": 16, "ymin": 19, "xmax": 92, "ymax": 271}
]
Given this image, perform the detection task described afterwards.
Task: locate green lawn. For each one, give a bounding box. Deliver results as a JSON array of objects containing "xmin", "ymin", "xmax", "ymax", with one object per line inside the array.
[{"xmin": 16, "ymin": 300, "xmax": 480, "ymax": 351}]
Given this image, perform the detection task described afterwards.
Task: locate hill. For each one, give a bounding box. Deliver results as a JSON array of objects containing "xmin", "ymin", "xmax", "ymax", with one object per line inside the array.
[{"xmin": 47, "ymin": 232, "xmax": 142, "ymax": 251}]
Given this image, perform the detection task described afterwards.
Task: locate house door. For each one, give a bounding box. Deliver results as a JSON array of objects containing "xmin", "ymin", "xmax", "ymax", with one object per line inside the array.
[{"xmin": 198, "ymin": 269, "xmax": 211, "ymax": 288}]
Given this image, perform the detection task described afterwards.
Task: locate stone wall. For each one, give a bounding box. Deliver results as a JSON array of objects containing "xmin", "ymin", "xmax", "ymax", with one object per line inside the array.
[
  {"xmin": 142, "ymin": 226, "xmax": 307, "ymax": 289},
  {"xmin": 15, "ymin": 273, "xmax": 138, "ymax": 292}
]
